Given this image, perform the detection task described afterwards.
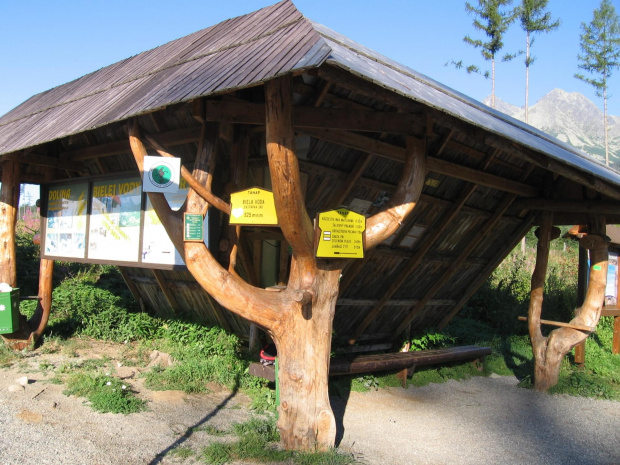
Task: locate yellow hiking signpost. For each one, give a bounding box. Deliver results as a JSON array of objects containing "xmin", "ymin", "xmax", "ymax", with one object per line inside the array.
[
  {"xmin": 316, "ymin": 208, "xmax": 365, "ymax": 258},
  {"xmin": 229, "ymin": 187, "xmax": 278, "ymax": 226}
]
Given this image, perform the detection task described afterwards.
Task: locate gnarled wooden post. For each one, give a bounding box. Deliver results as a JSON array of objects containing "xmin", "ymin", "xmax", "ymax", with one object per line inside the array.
[
  {"xmin": 529, "ymin": 212, "xmax": 608, "ymax": 391},
  {"xmin": 129, "ymin": 75, "xmax": 427, "ymax": 450}
]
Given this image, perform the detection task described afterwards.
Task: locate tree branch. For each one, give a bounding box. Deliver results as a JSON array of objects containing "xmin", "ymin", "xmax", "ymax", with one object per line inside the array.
[
  {"xmin": 265, "ymin": 76, "xmax": 316, "ymax": 275},
  {"xmin": 364, "ymin": 136, "xmax": 427, "ymax": 250},
  {"xmin": 141, "ymin": 131, "xmax": 231, "ymax": 216}
]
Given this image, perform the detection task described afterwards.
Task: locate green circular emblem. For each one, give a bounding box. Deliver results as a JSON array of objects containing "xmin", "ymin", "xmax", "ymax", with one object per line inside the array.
[{"xmin": 149, "ymin": 163, "xmax": 174, "ymax": 188}]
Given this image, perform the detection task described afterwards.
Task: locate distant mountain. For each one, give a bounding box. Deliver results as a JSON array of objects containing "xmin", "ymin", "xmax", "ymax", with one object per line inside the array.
[{"xmin": 483, "ymin": 89, "xmax": 620, "ymax": 170}]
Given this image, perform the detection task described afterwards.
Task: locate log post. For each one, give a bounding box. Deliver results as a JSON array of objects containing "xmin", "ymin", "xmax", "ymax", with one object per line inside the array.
[
  {"xmin": 529, "ymin": 213, "xmax": 608, "ymax": 391},
  {"xmin": 0, "ymin": 160, "xmax": 21, "ymax": 287}
]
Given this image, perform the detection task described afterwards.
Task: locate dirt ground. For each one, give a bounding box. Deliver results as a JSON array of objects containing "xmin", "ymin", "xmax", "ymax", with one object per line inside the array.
[{"xmin": 0, "ymin": 340, "xmax": 618, "ymax": 465}]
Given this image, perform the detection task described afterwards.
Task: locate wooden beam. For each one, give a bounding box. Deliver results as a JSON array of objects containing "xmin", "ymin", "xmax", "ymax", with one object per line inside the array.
[
  {"xmin": 61, "ymin": 126, "xmax": 201, "ymax": 161},
  {"xmin": 337, "ymin": 298, "xmax": 455, "ymax": 306},
  {"xmin": 517, "ymin": 316, "xmax": 594, "ymax": 332},
  {"xmin": 3, "ymin": 152, "xmax": 88, "ymax": 174},
  {"xmin": 512, "ymin": 198, "xmax": 620, "ymax": 215},
  {"xmin": 152, "ymin": 269, "xmax": 181, "ymax": 313},
  {"xmin": 437, "ymin": 212, "xmax": 536, "ymax": 330},
  {"xmin": 301, "ymin": 127, "xmax": 539, "ymax": 197},
  {"xmin": 392, "ymin": 193, "xmax": 518, "ymax": 339},
  {"xmin": 327, "ymin": 153, "xmax": 373, "ymax": 207},
  {"xmin": 204, "ymin": 100, "xmax": 423, "ymax": 133}
]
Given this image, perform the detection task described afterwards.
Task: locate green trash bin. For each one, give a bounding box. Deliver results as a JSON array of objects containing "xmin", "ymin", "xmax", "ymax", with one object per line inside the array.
[{"xmin": 0, "ymin": 288, "xmax": 20, "ymax": 334}]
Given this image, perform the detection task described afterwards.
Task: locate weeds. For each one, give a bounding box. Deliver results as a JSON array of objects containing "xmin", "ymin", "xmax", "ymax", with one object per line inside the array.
[
  {"xmin": 201, "ymin": 416, "xmax": 354, "ymax": 465},
  {"xmin": 63, "ymin": 371, "xmax": 146, "ymax": 414}
]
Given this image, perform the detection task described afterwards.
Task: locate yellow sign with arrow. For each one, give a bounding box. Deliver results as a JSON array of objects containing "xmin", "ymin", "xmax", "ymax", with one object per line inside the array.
[{"xmin": 316, "ymin": 208, "xmax": 365, "ymax": 258}]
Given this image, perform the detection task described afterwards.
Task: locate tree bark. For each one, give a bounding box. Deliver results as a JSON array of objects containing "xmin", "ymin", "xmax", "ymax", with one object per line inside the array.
[{"xmin": 529, "ymin": 212, "xmax": 608, "ymax": 391}]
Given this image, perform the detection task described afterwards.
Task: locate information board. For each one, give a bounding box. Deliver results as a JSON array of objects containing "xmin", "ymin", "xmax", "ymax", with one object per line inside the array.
[
  {"xmin": 88, "ymin": 178, "xmax": 142, "ymax": 261},
  {"xmin": 229, "ymin": 187, "xmax": 278, "ymax": 226},
  {"xmin": 184, "ymin": 214, "xmax": 204, "ymax": 242},
  {"xmin": 45, "ymin": 183, "xmax": 88, "ymax": 258},
  {"xmin": 316, "ymin": 208, "xmax": 365, "ymax": 258}
]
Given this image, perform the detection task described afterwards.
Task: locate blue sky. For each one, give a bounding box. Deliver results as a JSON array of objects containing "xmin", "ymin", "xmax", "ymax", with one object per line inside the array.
[{"xmin": 0, "ymin": 1, "xmax": 618, "ymax": 116}]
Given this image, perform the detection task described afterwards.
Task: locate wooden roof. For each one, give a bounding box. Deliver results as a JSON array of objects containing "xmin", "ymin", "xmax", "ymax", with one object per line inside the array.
[{"xmin": 3, "ymin": 0, "xmax": 620, "ymax": 347}]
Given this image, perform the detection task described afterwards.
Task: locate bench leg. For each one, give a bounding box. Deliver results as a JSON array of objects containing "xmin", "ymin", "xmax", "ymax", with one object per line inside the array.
[
  {"xmin": 472, "ymin": 356, "xmax": 486, "ymax": 372},
  {"xmin": 396, "ymin": 368, "xmax": 408, "ymax": 388}
]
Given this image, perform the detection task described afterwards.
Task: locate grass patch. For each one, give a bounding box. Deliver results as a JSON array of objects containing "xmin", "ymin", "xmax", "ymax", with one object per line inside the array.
[
  {"xmin": 201, "ymin": 416, "xmax": 354, "ymax": 465},
  {"xmin": 63, "ymin": 371, "xmax": 146, "ymax": 414}
]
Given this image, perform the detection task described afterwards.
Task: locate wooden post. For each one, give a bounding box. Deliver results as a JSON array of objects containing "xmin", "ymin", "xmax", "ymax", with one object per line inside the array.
[
  {"xmin": 0, "ymin": 160, "xmax": 21, "ymax": 287},
  {"xmin": 574, "ymin": 246, "xmax": 588, "ymax": 367}
]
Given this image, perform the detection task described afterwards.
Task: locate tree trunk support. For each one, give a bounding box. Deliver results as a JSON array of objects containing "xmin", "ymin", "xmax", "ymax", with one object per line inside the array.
[
  {"xmin": 128, "ymin": 75, "xmax": 426, "ymax": 451},
  {"xmin": 529, "ymin": 212, "xmax": 608, "ymax": 391}
]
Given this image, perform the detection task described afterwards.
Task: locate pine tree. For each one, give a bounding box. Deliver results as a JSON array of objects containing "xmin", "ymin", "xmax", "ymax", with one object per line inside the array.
[
  {"xmin": 517, "ymin": 0, "xmax": 560, "ymax": 123},
  {"xmin": 463, "ymin": 0, "xmax": 516, "ymax": 108},
  {"xmin": 575, "ymin": 0, "xmax": 620, "ymax": 167}
]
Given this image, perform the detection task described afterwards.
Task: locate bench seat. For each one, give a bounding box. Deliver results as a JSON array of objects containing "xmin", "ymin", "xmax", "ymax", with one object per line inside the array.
[{"xmin": 249, "ymin": 345, "xmax": 492, "ymax": 385}]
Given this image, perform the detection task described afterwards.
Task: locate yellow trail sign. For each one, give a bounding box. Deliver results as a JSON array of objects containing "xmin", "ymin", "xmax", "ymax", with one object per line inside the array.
[{"xmin": 316, "ymin": 208, "xmax": 365, "ymax": 259}]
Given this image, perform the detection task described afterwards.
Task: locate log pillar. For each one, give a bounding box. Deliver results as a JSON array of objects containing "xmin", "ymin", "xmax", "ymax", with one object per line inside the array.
[{"xmin": 0, "ymin": 160, "xmax": 21, "ymax": 287}]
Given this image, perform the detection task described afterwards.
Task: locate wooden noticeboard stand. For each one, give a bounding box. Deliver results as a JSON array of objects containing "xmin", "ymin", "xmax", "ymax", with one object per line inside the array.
[{"xmin": 574, "ymin": 227, "xmax": 620, "ymax": 367}]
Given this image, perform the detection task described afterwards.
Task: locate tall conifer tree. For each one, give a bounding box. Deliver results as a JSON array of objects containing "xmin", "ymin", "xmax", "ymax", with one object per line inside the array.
[
  {"xmin": 575, "ymin": 0, "xmax": 620, "ymax": 167},
  {"xmin": 463, "ymin": 0, "xmax": 516, "ymax": 108},
  {"xmin": 517, "ymin": 0, "xmax": 560, "ymax": 123}
]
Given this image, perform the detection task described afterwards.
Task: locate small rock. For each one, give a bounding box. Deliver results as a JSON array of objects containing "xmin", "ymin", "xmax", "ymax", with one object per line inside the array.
[
  {"xmin": 8, "ymin": 384, "xmax": 25, "ymax": 392},
  {"xmin": 16, "ymin": 376, "xmax": 29, "ymax": 386},
  {"xmin": 147, "ymin": 350, "xmax": 174, "ymax": 368}
]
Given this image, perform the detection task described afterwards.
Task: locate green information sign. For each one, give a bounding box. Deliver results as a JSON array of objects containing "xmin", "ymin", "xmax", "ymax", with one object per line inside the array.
[{"xmin": 184, "ymin": 213, "xmax": 204, "ymax": 242}]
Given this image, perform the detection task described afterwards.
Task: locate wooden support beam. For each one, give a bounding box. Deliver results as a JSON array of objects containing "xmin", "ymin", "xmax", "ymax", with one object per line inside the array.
[
  {"xmin": 512, "ymin": 198, "xmax": 620, "ymax": 215},
  {"xmin": 61, "ymin": 126, "xmax": 201, "ymax": 161},
  {"xmin": 517, "ymin": 316, "xmax": 594, "ymax": 332},
  {"xmin": 301, "ymin": 127, "xmax": 538, "ymax": 197},
  {"xmin": 350, "ymin": 173, "xmax": 484, "ymax": 343},
  {"xmin": 204, "ymin": 100, "xmax": 423, "ymax": 133},
  {"xmin": 392, "ymin": 193, "xmax": 518, "ymax": 339},
  {"xmin": 327, "ymin": 153, "xmax": 373, "ymax": 208},
  {"xmin": 118, "ymin": 267, "xmax": 146, "ymax": 310},
  {"xmin": 337, "ymin": 298, "xmax": 455, "ymax": 307},
  {"xmin": 152, "ymin": 269, "xmax": 181, "ymax": 313},
  {"xmin": 3, "ymin": 152, "xmax": 88, "ymax": 174},
  {"xmin": 0, "ymin": 160, "xmax": 20, "ymax": 287},
  {"xmin": 437, "ymin": 212, "xmax": 536, "ymax": 330}
]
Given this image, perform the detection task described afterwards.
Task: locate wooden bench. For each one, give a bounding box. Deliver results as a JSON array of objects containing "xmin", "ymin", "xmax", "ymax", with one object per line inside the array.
[{"xmin": 250, "ymin": 345, "xmax": 492, "ymax": 387}]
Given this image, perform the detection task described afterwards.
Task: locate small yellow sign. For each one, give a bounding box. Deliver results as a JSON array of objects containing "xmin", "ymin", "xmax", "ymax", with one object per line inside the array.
[
  {"xmin": 229, "ymin": 187, "xmax": 278, "ymax": 226},
  {"xmin": 316, "ymin": 208, "xmax": 365, "ymax": 259}
]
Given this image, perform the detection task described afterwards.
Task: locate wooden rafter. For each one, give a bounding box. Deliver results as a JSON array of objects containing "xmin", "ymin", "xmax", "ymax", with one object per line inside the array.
[
  {"xmin": 437, "ymin": 212, "xmax": 536, "ymax": 329},
  {"xmin": 391, "ymin": 193, "xmax": 518, "ymax": 338},
  {"xmin": 348, "ymin": 150, "xmax": 499, "ymax": 342},
  {"xmin": 349, "ymin": 177, "xmax": 481, "ymax": 343},
  {"xmin": 512, "ymin": 198, "xmax": 620, "ymax": 215},
  {"xmin": 3, "ymin": 152, "xmax": 88, "ymax": 174},
  {"xmin": 204, "ymin": 100, "xmax": 422, "ymax": 133},
  {"xmin": 301, "ymin": 128, "xmax": 538, "ymax": 197},
  {"xmin": 62, "ymin": 126, "xmax": 201, "ymax": 161},
  {"xmin": 326, "ymin": 153, "xmax": 373, "ymax": 208}
]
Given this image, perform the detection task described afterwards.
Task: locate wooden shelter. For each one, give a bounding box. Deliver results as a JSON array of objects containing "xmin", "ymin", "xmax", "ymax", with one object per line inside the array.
[{"xmin": 2, "ymin": 0, "xmax": 620, "ymax": 349}]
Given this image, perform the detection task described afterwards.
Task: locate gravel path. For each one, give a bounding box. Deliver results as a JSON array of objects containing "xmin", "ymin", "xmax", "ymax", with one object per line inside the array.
[{"xmin": 0, "ymin": 345, "xmax": 618, "ymax": 464}]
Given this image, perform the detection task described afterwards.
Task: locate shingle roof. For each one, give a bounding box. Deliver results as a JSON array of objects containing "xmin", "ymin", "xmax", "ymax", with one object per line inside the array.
[{"xmin": 2, "ymin": 0, "xmax": 619, "ymax": 192}]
